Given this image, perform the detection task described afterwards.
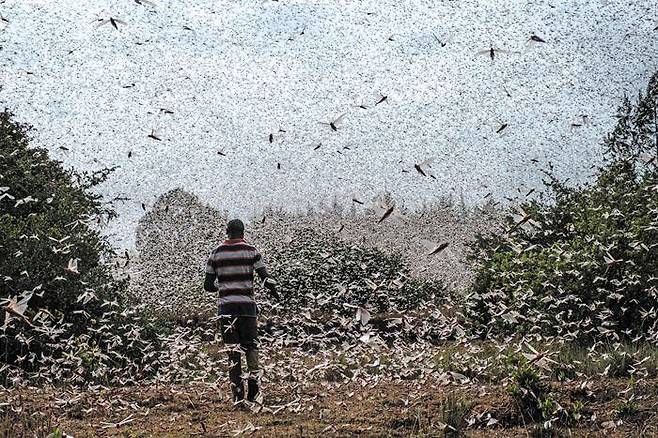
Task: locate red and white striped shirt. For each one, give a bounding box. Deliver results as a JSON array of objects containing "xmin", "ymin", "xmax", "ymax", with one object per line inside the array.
[{"xmin": 205, "ymin": 238, "xmax": 266, "ymax": 316}]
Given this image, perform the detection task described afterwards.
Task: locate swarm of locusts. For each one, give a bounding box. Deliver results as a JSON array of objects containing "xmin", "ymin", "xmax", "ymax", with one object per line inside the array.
[{"xmin": 2, "ymin": 75, "xmax": 658, "ymax": 435}]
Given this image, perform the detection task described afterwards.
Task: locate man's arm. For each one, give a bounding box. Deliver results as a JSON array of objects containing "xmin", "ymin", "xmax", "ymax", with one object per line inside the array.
[
  {"xmin": 204, "ymin": 273, "xmax": 218, "ymax": 292},
  {"xmin": 254, "ymin": 250, "xmax": 278, "ymax": 299},
  {"xmin": 254, "ymin": 250, "xmax": 269, "ymax": 280},
  {"xmin": 255, "ymin": 266, "xmax": 269, "ymax": 281},
  {"xmin": 204, "ymin": 252, "xmax": 218, "ymax": 292}
]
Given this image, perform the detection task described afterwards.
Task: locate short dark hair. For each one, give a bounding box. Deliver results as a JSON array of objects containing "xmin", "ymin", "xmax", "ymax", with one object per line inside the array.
[{"xmin": 226, "ymin": 219, "xmax": 245, "ymax": 237}]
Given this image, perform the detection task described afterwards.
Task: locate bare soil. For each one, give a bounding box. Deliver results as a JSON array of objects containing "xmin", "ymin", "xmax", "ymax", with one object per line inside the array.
[{"xmin": 3, "ymin": 377, "xmax": 657, "ymax": 437}]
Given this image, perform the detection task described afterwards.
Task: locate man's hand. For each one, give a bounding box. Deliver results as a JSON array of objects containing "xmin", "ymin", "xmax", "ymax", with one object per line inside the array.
[
  {"xmin": 204, "ymin": 273, "xmax": 218, "ymax": 293},
  {"xmin": 263, "ymin": 278, "xmax": 279, "ymax": 300}
]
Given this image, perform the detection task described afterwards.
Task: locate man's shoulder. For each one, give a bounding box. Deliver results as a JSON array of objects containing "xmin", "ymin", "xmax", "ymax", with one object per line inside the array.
[{"xmin": 214, "ymin": 242, "xmax": 258, "ymax": 252}]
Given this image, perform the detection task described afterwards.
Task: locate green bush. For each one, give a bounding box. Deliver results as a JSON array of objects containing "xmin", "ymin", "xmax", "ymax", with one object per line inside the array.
[
  {"xmin": 0, "ymin": 112, "xmax": 120, "ymax": 305},
  {"xmin": 0, "ymin": 109, "xmax": 160, "ymax": 385},
  {"xmin": 254, "ymin": 227, "xmax": 448, "ymax": 348},
  {"xmin": 439, "ymin": 392, "xmax": 474, "ymax": 436},
  {"xmin": 464, "ymin": 72, "xmax": 658, "ymax": 343},
  {"xmin": 265, "ymin": 226, "xmax": 444, "ymax": 314},
  {"xmin": 615, "ymin": 398, "xmax": 638, "ymax": 418},
  {"xmin": 508, "ymin": 355, "xmax": 549, "ymax": 422}
]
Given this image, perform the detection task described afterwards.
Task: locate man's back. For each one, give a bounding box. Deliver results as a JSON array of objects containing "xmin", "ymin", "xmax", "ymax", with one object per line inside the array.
[{"xmin": 205, "ymin": 237, "xmax": 266, "ymax": 316}]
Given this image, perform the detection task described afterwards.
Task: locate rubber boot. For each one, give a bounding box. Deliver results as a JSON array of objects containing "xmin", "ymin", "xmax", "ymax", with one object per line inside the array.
[
  {"xmin": 227, "ymin": 351, "xmax": 244, "ymax": 403},
  {"xmin": 247, "ymin": 377, "xmax": 259, "ymax": 402},
  {"xmin": 231, "ymin": 381, "xmax": 244, "ymax": 403}
]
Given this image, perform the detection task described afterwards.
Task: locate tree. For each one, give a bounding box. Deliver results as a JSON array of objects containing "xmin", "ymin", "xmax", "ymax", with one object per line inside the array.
[
  {"xmin": 464, "ymin": 72, "xmax": 658, "ymax": 344},
  {"xmin": 0, "ymin": 110, "xmax": 158, "ymax": 386}
]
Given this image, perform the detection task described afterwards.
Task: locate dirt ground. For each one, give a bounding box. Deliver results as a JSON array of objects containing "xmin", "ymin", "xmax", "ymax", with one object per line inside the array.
[{"xmin": 3, "ymin": 377, "xmax": 657, "ymax": 437}]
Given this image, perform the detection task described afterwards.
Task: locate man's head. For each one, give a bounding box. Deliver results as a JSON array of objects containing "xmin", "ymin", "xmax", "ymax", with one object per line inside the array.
[{"xmin": 226, "ymin": 219, "xmax": 245, "ymax": 239}]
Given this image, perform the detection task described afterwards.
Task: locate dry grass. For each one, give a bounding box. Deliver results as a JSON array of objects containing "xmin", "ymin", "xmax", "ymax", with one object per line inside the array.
[{"xmin": 2, "ymin": 377, "xmax": 657, "ymax": 437}]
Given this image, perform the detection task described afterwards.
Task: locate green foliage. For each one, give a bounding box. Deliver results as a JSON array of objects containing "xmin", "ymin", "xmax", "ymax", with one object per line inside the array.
[
  {"xmin": 569, "ymin": 400, "xmax": 584, "ymax": 423},
  {"xmin": 439, "ymin": 392, "xmax": 473, "ymax": 436},
  {"xmin": 615, "ymin": 397, "xmax": 638, "ymax": 418},
  {"xmin": 538, "ymin": 397, "xmax": 558, "ymax": 422},
  {"xmin": 508, "ymin": 355, "xmax": 550, "ymax": 422},
  {"xmin": 0, "ymin": 109, "xmax": 160, "ymax": 385},
  {"xmin": 505, "ymin": 352, "xmax": 583, "ymax": 432},
  {"xmin": 253, "ymin": 227, "xmax": 449, "ymax": 348},
  {"xmin": 46, "ymin": 427, "xmax": 64, "ymax": 438},
  {"xmin": 0, "ymin": 409, "xmax": 54, "ymax": 437},
  {"xmin": 266, "ymin": 226, "xmax": 444, "ymax": 314},
  {"xmin": 464, "ymin": 72, "xmax": 658, "ymax": 343},
  {"xmin": 0, "ymin": 110, "xmax": 117, "ymax": 310}
]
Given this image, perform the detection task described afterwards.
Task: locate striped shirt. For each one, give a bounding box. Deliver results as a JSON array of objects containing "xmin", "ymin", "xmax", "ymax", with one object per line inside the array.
[{"xmin": 205, "ymin": 238, "xmax": 266, "ymax": 316}]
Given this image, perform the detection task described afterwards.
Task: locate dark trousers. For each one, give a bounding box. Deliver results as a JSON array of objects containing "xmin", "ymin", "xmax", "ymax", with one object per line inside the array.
[{"xmin": 220, "ymin": 316, "xmax": 259, "ymax": 391}]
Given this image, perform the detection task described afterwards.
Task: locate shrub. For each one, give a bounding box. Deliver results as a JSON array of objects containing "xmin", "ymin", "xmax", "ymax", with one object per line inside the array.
[
  {"xmin": 615, "ymin": 398, "xmax": 638, "ymax": 418},
  {"xmin": 0, "ymin": 109, "xmax": 160, "ymax": 386},
  {"xmin": 253, "ymin": 225, "xmax": 454, "ymax": 348},
  {"xmin": 464, "ymin": 72, "xmax": 658, "ymax": 343},
  {"xmin": 508, "ymin": 355, "xmax": 550, "ymax": 422},
  {"xmin": 264, "ymin": 226, "xmax": 444, "ymax": 314},
  {"xmin": 439, "ymin": 393, "xmax": 474, "ymax": 436}
]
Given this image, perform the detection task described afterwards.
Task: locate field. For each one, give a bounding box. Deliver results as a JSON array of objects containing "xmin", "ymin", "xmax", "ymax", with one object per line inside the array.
[
  {"xmin": 3, "ymin": 185, "xmax": 658, "ymax": 437},
  {"xmin": 3, "ymin": 369, "xmax": 658, "ymax": 437}
]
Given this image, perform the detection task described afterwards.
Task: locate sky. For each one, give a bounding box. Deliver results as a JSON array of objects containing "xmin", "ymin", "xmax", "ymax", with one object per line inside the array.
[{"xmin": 1, "ymin": 0, "xmax": 657, "ymax": 248}]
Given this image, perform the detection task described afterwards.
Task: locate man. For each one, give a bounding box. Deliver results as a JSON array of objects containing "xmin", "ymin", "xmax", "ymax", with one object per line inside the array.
[{"xmin": 204, "ymin": 219, "xmax": 278, "ymax": 404}]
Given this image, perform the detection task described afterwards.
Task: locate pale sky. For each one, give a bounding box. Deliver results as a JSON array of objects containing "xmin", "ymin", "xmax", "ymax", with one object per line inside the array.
[{"xmin": 1, "ymin": 0, "xmax": 656, "ymax": 247}]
